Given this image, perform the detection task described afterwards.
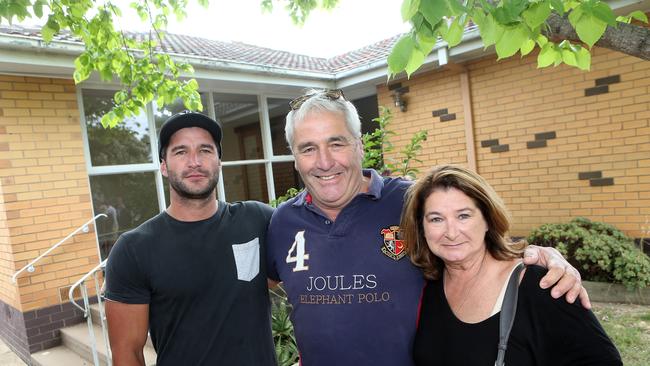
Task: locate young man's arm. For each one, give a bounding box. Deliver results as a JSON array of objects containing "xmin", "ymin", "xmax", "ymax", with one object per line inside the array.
[
  {"xmin": 524, "ymin": 245, "xmax": 591, "ymax": 309},
  {"xmin": 105, "ymin": 300, "xmax": 149, "ymax": 366}
]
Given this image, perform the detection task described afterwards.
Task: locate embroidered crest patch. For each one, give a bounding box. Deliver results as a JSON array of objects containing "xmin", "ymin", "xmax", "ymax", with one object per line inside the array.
[{"xmin": 380, "ymin": 225, "xmax": 406, "ymax": 261}]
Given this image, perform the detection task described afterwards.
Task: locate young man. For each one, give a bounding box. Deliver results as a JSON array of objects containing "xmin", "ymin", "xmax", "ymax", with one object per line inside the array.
[
  {"xmin": 267, "ymin": 89, "xmax": 590, "ymax": 366},
  {"xmin": 105, "ymin": 112, "xmax": 277, "ymax": 366}
]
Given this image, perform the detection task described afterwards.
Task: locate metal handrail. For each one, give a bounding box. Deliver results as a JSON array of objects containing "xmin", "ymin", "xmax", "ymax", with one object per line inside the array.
[
  {"xmin": 12, "ymin": 213, "xmax": 107, "ymax": 283},
  {"xmin": 69, "ymin": 259, "xmax": 106, "ymax": 313},
  {"xmin": 69, "ymin": 258, "xmax": 111, "ymax": 366}
]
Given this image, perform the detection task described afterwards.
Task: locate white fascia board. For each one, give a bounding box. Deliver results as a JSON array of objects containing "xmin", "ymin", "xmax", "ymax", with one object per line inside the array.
[{"xmin": 190, "ymin": 63, "xmax": 332, "ymax": 88}]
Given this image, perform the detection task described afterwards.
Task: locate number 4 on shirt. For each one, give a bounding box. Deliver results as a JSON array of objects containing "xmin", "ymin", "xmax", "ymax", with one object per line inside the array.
[{"xmin": 286, "ymin": 230, "xmax": 309, "ymax": 272}]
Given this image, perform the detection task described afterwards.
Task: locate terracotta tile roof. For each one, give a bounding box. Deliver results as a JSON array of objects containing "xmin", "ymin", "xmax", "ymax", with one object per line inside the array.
[{"xmin": 0, "ymin": 24, "xmax": 400, "ymax": 75}]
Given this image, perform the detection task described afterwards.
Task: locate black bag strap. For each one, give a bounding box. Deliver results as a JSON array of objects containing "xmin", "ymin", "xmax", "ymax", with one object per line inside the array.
[{"xmin": 495, "ymin": 262, "xmax": 525, "ymax": 366}]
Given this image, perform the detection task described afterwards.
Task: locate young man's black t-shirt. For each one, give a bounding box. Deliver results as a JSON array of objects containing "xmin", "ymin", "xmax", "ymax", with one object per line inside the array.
[{"xmin": 105, "ymin": 201, "xmax": 277, "ymax": 366}]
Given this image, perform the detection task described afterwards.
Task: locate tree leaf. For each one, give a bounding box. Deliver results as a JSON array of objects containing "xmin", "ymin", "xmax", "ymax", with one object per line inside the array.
[
  {"xmin": 628, "ymin": 10, "xmax": 648, "ymax": 23},
  {"xmin": 537, "ymin": 42, "xmax": 556, "ymax": 67},
  {"xmin": 478, "ymin": 12, "xmax": 500, "ymax": 48},
  {"xmin": 388, "ymin": 35, "xmax": 416, "ymax": 75},
  {"xmin": 520, "ymin": 38, "xmax": 536, "ymax": 56},
  {"xmin": 592, "ymin": 1, "xmax": 616, "ymax": 26},
  {"xmin": 495, "ymin": 26, "xmax": 527, "ymax": 59},
  {"xmin": 419, "ymin": 0, "xmax": 445, "ymax": 26},
  {"xmin": 402, "ymin": 0, "xmax": 420, "ymax": 21},
  {"xmin": 567, "ymin": 5, "xmax": 584, "ymax": 27},
  {"xmin": 576, "ymin": 13, "xmax": 607, "ymax": 48},
  {"xmin": 33, "ymin": 0, "xmax": 45, "ymax": 18},
  {"xmin": 405, "ymin": 48, "xmax": 426, "ymax": 77},
  {"xmin": 575, "ymin": 46, "xmax": 592, "ymax": 70},
  {"xmin": 522, "ymin": 1, "xmax": 551, "ymax": 29},
  {"xmin": 562, "ymin": 49, "xmax": 578, "ymax": 66},
  {"xmin": 550, "ymin": 0, "xmax": 564, "ymax": 15},
  {"xmin": 42, "ymin": 16, "xmax": 60, "ymax": 43},
  {"xmin": 444, "ymin": 0, "xmax": 465, "ymax": 16},
  {"xmin": 443, "ymin": 17, "xmax": 464, "ymax": 46},
  {"xmin": 416, "ymin": 34, "xmax": 437, "ymax": 55}
]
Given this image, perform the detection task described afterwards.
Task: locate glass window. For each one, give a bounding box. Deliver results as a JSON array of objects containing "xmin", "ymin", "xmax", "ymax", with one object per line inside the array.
[
  {"xmin": 89, "ymin": 172, "xmax": 159, "ymax": 260},
  {"xmin": 214, "ymin": 93, "xmax": 263, "ymax": 162},
  {"xmin": 273, "ymin": 162, "xmax": 302, "ymax": 199},
  {"xmin": 82, "ymin": 89, "xmax": 152, "ymax": 166},
  {"xmin": 223, "ymin": 164, "xmax": 268, "ymax": 202},
  {"xmin": 268, "ymin": 98, "xmax": 292, "ymax": 156}
]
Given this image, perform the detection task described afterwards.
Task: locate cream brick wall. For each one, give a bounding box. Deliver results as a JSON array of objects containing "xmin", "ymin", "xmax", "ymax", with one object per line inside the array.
[
  {"xmin": 0, "ymin": 74, "xmax": 99, "ymax": 312},
  {"xmin": 378, "ymin": 68, "xmax": 469, "ymax": 174},
  {"xmin": 378, "ymin": 47, "xmax": 650, "ymax": 238}
]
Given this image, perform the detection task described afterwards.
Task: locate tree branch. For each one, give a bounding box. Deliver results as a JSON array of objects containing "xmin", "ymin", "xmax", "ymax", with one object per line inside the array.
[{"xmin": 545, "ymin": 13, "xmax": 650, "ymax": 61}]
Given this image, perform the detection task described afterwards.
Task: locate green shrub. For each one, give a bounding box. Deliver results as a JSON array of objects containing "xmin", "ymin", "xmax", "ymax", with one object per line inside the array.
[{"xmin": 527, "ymin": 217, "xmax": 650, "ymax": 289}]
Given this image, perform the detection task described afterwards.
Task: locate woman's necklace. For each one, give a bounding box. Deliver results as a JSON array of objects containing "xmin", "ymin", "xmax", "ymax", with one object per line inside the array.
[{"xmin": 445, "ymin": 253, "xmax": 488, "ymax": 315}]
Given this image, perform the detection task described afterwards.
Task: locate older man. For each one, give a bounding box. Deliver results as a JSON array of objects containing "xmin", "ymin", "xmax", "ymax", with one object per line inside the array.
[{"xmin": 267, "ymin": 89, "xmax": 588, "ymax": 366}]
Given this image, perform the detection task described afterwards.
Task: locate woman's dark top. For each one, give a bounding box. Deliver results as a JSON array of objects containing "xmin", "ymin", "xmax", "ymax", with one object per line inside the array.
[{"xmin": 413, "ymin": 265, "xmax": 622, "ymax": 366}]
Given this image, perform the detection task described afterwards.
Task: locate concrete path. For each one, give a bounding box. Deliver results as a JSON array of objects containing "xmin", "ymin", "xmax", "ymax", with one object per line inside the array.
[{"xmin": 0, "ymin": 338, "xmax": 27, "ymax": 366}]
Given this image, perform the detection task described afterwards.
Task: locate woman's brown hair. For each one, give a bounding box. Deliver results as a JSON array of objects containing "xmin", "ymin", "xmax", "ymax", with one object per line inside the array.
[{"xmin": 400, "ymin": 164, "xmax": 526, "ymax": 280}]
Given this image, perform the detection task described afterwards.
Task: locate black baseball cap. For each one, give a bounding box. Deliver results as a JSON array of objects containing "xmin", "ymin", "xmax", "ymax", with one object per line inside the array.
[{"xmin": 158, "ymin": 111, "xmax": 223, "ymax": 160}]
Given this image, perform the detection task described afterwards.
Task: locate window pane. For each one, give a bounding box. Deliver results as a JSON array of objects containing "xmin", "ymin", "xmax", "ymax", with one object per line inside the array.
[
  {"xmin": 223, "ymin": 165, "xmax": 268, "ymax": 202},
  {"xmin": 268, "ymin": 98, "xmax": 292, "ymax": 156},
  {"xmin": 82, "ymin": 89, "xmax": 152, "ymax": 166},
  {"xmin": 90, "ymin": 172, "xmax": 159, "ymax": 260},
  {"xmin": 214, "ymin": 93, "xmax": 263, "ymax": 161},
  {"xmin": 273, "ymin": 162, "xmax": 302, "ymax": 199}
]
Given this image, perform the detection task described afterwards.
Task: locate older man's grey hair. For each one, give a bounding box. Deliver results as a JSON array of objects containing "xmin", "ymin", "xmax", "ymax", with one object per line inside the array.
[{"xmin": 285, "ymin": 89, "xmax": 361, "ymax": 150}]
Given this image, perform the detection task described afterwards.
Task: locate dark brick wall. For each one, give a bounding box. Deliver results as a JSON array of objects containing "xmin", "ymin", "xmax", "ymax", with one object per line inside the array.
[
  {"xmin": 0, "ymin": 298, "xmax": 88, "ymax": 364},
  {"xmin": 0, "ymin": 300, "xmax": 30, "ymax": 364},
  {"xmin": 24, "ymin": 301, "xmax": 86, "ymax": 353}
]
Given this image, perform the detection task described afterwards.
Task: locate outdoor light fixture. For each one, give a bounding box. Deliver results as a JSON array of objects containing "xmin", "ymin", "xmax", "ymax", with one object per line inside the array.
[{"xmin": 391, "ymin": 86, "xmax": 409, "ymax": 112}]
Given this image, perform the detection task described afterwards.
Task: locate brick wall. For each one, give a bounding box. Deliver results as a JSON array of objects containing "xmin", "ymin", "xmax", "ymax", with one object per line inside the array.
[
  {"xmin": 378, "ymin": 69, "xmax": 469, "ymax": 174},
  {"xmin": 378, "ymin": 47, "xmax": 650, "ymax": 238},
  {"xmin": 0, "ymin": 74, "xmax": 99, "ymax": 356}
]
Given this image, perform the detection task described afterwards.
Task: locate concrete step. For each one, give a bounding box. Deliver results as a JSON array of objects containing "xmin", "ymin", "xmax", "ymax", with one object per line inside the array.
[
  {"xmin": 31, "ymin": 345, "xmax": 92, "ymax": 366},
  {"xmin": 60, "ymin": 322, "xmax": 156, "ymax": 366}
]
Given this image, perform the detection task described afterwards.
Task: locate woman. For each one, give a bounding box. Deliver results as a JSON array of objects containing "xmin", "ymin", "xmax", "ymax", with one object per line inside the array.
[{"xmin": 401, "ymin": 165, "xmax": 621, "ymax": 366}]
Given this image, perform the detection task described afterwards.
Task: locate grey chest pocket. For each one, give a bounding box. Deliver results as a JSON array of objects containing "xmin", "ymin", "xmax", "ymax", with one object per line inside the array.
[{"xmin": 231, "ymin": 238, "xmax": 260, "ymax": 282}]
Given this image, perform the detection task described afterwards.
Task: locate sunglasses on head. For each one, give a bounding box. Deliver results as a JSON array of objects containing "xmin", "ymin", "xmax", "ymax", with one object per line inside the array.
[{"xmin": 288, "ymin": 89, "xmax": 346, "ymax": 111}]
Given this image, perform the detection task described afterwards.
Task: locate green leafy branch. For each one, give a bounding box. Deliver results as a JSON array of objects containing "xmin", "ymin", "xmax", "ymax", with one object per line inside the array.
[
  {"xmin": 389, "ymin": 0, "xmax": 649, "ymax": 78},
  {"xmin": 0, "ymin": 0, "xmax": 205, "ymax": 127}
]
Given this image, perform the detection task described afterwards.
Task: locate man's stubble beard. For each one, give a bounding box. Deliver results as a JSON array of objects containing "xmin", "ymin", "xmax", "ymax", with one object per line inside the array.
[{"xmin": 168, "ymin": 169, "xmax": 220, "ymax": 200}]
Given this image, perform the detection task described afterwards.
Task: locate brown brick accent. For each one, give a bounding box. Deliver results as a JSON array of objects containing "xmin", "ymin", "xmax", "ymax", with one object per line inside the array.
[
  {"xmin": 481, "ymin": 139, "xmax": 499, "ymax": 148},
  {"xmin": 585, "ymin": 85, "xmax": 609, "ymax": 96},
  {"xmin": 579, "ymin": 171, "xmax": 603, "ymax": 180},
  {"xmin": 440, "ymin": 113, "xmax": 457, "ymax": 122},
  {"xmin": 595, "ymin": 75, "xmax": 621, "ymax": 86},
  {"xmin": 491, "ymin": 144, "xmax": 510, "ymax": 153},
  {"xmin": 432, "ymin": 108, "xmax": 448, "ymax": 117},
  {"xmin": 526, "ymin": 140, "xmax": 547, "ymax": 149},
  {"xmin": 590, "ymin": 177, "xmax": 615, "ymax": 187}
]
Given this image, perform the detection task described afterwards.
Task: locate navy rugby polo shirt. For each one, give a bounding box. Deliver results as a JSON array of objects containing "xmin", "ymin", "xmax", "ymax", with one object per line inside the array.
[{"xmin": 267, "ymin": 169, "xmax": 424, "ymax": 366}]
